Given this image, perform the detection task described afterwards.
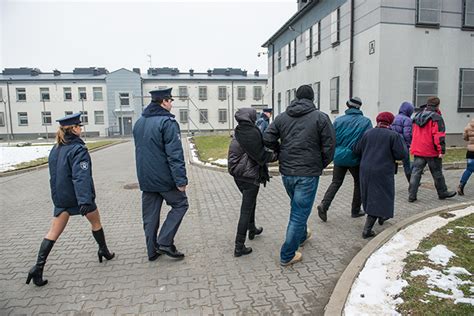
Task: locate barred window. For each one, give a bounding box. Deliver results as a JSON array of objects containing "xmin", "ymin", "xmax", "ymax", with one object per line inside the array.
[{"xmin": 199, "ymin": 109, "xmax": 208, "ymax": 123}]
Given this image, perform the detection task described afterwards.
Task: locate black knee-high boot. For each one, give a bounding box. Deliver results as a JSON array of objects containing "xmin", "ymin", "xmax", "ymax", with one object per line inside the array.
[
  {"xmin": 26, "ymin": 238, "xmax": 55, "ymax": 286},
  {"xmin": 362, "ymin": 215, "xmax": 377, "ymax": 239},
  {"xmin": 92, "ymin": 228, "xmax": 115, "ymax": 263},
  {"xmin": 234, "ymin": 234, "xmax": 252, "ymax": 257}
]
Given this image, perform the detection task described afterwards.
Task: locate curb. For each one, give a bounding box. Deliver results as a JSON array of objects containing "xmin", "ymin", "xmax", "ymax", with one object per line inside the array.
[
  {"xmin": 0, "ymin": 140, "xmax": 129, "ymax": 178},
  {"xmin": 323, "ymin": 201, "xmax": 474, "ymax": 316}
]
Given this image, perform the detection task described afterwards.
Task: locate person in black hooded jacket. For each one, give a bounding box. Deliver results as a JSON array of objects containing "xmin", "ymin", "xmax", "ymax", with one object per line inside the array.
[{"xmin": 228, "ymin": 108, "xmax": 278, "ymax": 257}]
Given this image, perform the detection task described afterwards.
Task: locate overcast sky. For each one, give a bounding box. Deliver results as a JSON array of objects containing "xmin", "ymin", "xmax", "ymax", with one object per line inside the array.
[{"xmin": 1, "ymin": 0, "xmax": 295, "ymax": 74}]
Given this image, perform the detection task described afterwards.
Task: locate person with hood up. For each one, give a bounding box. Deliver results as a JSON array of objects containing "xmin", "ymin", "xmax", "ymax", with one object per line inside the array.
[
  {"xmin": 264, "ymin": 85, "xmax": 335, "ymax": 266},
  {"xmin": 353, "ymin": 112, "xmax": 408, "ymax": 238},
  {"xmin": 391, "ymin": 101, "xmax": 415, "ymax": 182},
  {"xmin": 457, "ymin": 118, "xmax": 474, "ymax": 195},
  {"xmin": 408, "ymin": 96, "xmax": 457, "ymax": 202},
  {"xmin": 228, "ymin": 108, "xmax": 278, "ymax": 257}
]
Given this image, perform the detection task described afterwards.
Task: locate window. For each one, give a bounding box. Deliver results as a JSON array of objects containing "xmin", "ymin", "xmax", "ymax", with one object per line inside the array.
[
  {"xmin": 277, "ymin": 92, "xmax": 282, "ymax": 114},
  {"xmin": 40, "ymin": 88, "xmax": 50, "ymax": 102},
  {"xmin": 313, "ymin": 22, "xmax": 321, "ymax": 54},
  {"xmin": 237, "ymin": 86, "xmax": 246, "ymax": 100},
  {"xmin": 199, "ymin": 109, "xmax": 208, "ymax": 123},
  {"xmin": 459, "ymin": 69, "xmax": 474, "ymax": 110},
  {"xmin": 218, "ymin": 86, "xmax": 227, "ymax": 100},
  {"xmin": 416, "ymin": 0, "xmax": 441, "ymax": 26},
  {"xmin": 41, "ymin": 111, "xmax": 52, "ymax": 125},
  {"xmin": 18, "ymin": 112, "xmax": 28, "ymax": 126},
  {"xmin": 330, "ymin": 77, "xmax": 339, "ymax": 113},
  {"xmin": 305, "ymin": 27, "xmax": 312, "ymax": 57},
  {"xmin": 0, "ymin": 112, "xmax": 5, "ymax": 126},
  {"xmin": 94, "ymin": 110, "xmax": 104, "ymax": 124},
  {"xmin": 80, "ymin": 111, "xmax": 89, "ymax": 124},
  {"xmin": 179, "ymin": 109, "xmax": 188, "ymax": 123},
  {"xmin": 199, "ymin": 86, "xmax": 207, "ymax": 100},
  {"xmin": 178, "ymin": 86, "xmax": 188, "ymax": 99},
  {"xmin": 253, "ymin": 86, "xmax": 262, "ymax": 101},
  {"xmin": 286, "ymin": 90, "xmax": 291, "ymax": 107},
  {"xmin": 277, "ymin": 50, "xmax": 282, "ymax": 72},
  {"xmin": 331, "ymin": 8, "xmax": 340, "ymax": 45},
  {"xmin": 314, "ymin": 82, "xmax": 321, "ymax": 109},
  {"xmin": 119, "ymin": 93, "xmax": 130, "ymax": 106},
  {"xmin": 463, "ymin": 0, "xmax": 474, "ymax": 28},
  {"xmin": 286, "ymin": 44, "xmax": 291, "ymax": 68},
  {"xmin": 218, "ymin": 109, "xmax": 227, "ymax": 123},
  {"xmin": 292, "ymin": 88, "xmax": 297, "ymax": 101},
  {"xmin": 16, "ymin": 88, "xmax": 26, "ymax": 102},
  {"xmin": 65, "ymin": 111, "xmax": 73, "ymax": 116},
  {"xmin": 93, "ymin": 87, "xmax": 103, "ymax": 101},
  {"xmin": 64, "ymin": 87, "xmax": 72, "ymax": 101},
  {"xmin": 292, "ymin": 39, "xmax": 297, "ymax": 65},
  {"xmin": 413, "ymin": 67, "xmax": 438, "ymax": 108},
  {"xmin": 78, "ymin": 87, "xmax": 87, "ymax": 100}
]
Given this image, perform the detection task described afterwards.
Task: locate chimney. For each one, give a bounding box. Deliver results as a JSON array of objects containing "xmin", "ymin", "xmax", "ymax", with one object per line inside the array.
[
  {"xmin": 53, "ymin": 69, "xmax": 61, "ymax": 76},
  {"xmin": 254, "ymin": 70, "xmax": 259, "ymax": 77},
  {"xmin": 133, "ymin": 68, "xmax": 141, "ymax": 74},
  {"xmin": 151, "ymin": 68, "xmax": 158, "ymax": 76},
  {"xmin": 93, "ymin": 68, "xmax": 100, "ymax": 76},
  {"xmin": 225, "ymin": 68, "xmax": 231, "ymax": 76},
  {"xmin": 243, "ymin": 70, "xmax": 247, "ymax": 77},
  {"xmin": 31, "ymin": 69, "xmax": 40, "ymax": 76},
  {"xmin": 189, "ymin": 69, "xmax": 194, "ymax": 76},
  {"xmin": 207, "ymin": 69, "xmax": 212, "ymax": 76}
]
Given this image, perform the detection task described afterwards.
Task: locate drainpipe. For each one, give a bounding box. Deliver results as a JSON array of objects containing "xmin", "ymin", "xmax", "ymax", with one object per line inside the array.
[
  {"xmin": 349, "ymin": 0, "xmax": 355, "ymax": 98},
  {"xmin": 6, "ymin": 80, "xmax": 13, "ymax": 139},
  {"xmin": 271, "ymin": 43, "xmax": 275, "ymax": 118}
]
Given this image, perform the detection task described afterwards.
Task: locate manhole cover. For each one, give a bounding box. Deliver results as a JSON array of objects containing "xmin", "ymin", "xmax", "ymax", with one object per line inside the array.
[
  {"xmin": 123, "ymin": 183, "xmax": 139, "ymax": 190},
  {"xmin": 419, "ymin": 182, "xmax": 435, "ymax": 190}
]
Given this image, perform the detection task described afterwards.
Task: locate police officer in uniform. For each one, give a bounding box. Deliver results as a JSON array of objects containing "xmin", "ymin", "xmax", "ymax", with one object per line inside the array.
[
  {"xmin": 133, "ymin": 88, "xmax": 189, "ymax": 261},
  {"xmin": 26, "ymin": 113, "xmax": 114, "ymax": 287}
]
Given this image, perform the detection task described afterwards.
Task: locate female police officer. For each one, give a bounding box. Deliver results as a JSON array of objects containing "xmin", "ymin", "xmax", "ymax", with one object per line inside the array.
[{"xmin": 26, "ymin": 113, "xmax": 114, "ymax": 287}]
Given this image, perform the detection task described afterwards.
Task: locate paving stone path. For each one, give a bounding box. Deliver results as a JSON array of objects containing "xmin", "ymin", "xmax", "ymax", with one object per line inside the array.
[{"xmin": 0, "ymin": 140, "xmax": 470, "ymax": 315}]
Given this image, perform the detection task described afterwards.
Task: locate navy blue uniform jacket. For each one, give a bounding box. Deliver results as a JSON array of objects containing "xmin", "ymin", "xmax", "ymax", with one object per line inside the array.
[
  {"xmin": 49, "ymin": 134, "xmax": 96, "ymax": 216},
  {"xmin": 133, "ymin": 103, "xmax": 188, "ymax": 192}
]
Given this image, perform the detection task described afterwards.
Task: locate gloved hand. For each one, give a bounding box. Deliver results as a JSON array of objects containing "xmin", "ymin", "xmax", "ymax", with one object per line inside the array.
[{"xmin": 80, "ymin": 204, "xmax": 96, "ymax": 216}]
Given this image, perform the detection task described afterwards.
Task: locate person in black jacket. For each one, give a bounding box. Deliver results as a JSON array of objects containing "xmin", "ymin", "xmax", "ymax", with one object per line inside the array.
[
  {"xmin": 26, "ymin": 113, "xmax": 114, "ymax": 287},
  {"xmin": 264, "ymin": 85, "xmax": 335, "ymax": 266},
  {"xmin": 228, "ymin": 108, "xmax": 278, "ymax": 257}
]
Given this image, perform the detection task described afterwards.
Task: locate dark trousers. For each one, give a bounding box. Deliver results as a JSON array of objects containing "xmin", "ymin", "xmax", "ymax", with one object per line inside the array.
[
  {"xmin": 142, "ymin": 190, "xmax": 189, "ymax": 258},
  {"xmin": 320, "ymin": 165, "xmax": 361, "ymax": 214},
  {"xmin": 234, "ymin": 180, "xmax": 260, "ymax": 238},
  {"xmin": 409, "ymin": 156, "xmax": 448, "ymax": 199}
]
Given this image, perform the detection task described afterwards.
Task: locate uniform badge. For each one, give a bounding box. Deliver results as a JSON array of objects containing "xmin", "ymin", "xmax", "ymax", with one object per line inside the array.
[{"xmin": 80, "ymin": 161, "xmax": 89, "ymax": 170}]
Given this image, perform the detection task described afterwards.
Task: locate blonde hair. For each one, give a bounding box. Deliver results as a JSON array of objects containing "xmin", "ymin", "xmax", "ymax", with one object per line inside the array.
[{"xmin": 55, "ymin": 125, "xmax": 76, "ymax": 145}]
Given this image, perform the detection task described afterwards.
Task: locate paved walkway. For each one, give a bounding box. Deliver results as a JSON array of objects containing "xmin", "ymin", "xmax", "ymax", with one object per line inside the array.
[{"xmin": 0, "ymin": 140, "xmax": 470, "ymax": 315}]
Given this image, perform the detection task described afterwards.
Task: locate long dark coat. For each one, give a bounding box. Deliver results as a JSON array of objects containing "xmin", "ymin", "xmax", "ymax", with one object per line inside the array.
[{"xmin": 353, "ymin": 127, "xmax": 407, "ymax": 218}]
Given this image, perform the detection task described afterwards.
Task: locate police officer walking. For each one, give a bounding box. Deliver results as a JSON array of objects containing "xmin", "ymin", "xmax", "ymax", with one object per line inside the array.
[
  {"xmin": 133, "ymin": 88, "xmax": 189, "ymax": 261},
  {"xmin": 26, "ymin": 113, "xmax": 115, "ymax": 287}
]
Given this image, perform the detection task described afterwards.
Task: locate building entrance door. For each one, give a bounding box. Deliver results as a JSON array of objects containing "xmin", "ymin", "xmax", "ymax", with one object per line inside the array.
[{"xmin": 119, "ymin": 117, "xmax": 133, "ymax": 135}]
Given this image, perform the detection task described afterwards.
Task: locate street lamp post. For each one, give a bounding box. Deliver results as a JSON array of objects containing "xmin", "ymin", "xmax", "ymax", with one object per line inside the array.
[
  {"xmin": 42, "ymin": 98, "xmax": 48, "ymax": 141},
  {"xmin": 81, "ymin": 97, "xmax": 87, "ymax": 141}
]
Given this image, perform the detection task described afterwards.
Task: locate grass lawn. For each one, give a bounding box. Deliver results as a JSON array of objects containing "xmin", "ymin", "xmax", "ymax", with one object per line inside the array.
[{"xmin": 397, "ymin": 213, "xmax": 474, "ymax": 315}]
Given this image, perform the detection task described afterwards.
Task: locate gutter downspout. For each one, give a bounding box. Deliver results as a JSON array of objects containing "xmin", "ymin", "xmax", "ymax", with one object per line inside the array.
[
  {"xmin": 271, "ymin": 43, "xmax": 275, "ymax": 119},
  {"xmin": 6, "ymin": 81, "xmax": 13, "ymax": 139},
  {"xmin": 349, "ymin": 0, "xmax": 355, "ymax": 98}
]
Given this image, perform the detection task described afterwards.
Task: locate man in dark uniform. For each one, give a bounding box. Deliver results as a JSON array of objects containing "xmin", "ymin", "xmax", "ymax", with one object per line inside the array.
[
  {"xmin": 133, "ymin": 88, "xmax": 189, "ymax": 261},
  {"xmin": 256, "ymin": 108, "xmax": 272, "ymax": 134}
]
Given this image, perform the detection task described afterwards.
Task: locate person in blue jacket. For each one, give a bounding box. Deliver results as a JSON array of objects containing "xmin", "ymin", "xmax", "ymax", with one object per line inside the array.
[
  {"xmin": 317, "ymin": 97, "xmax": 373, "ymax": 222},
  {"xmin": 133, "ymin": 88, "xmax": 189, "ymax": 261},
  {"xmin": 26, "ymin": 113, "xmax": 114, "ymax": 287}
]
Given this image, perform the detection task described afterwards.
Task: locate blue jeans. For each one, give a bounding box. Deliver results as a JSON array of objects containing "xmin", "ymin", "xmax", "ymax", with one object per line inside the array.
[
  {"xmin": 460, "ymin": 159, "xmax": 474, "ymax": 185},
  {"xmin": 280, "ymin": 176, "xmax": 319, "ymax": 263}
]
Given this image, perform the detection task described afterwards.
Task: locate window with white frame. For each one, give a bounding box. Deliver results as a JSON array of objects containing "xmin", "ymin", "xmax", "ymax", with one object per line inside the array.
[
  {"xmin": 277, "ymin": 92, "xmax": 282, "ymax": 113},
  {"xmin": 78, "ymin": 87, "xmax": 87, "ymax": 100},
  {"xmin": 416, "ymin": 0, "xmax": 441, "ymax": 25},
  {"xmin": 0, "ymin": 112, "xmax": 5, "ymax": 126},
  {"xmin": 199, "ymin": 109, "xmax": 208, "ymax": 123},
  {"xmin": 253, "ymin": 86, "xmax": 262, "ymax": 101},
  {"xmin": 277, "ymin": 50, "xmax": 282, "ymax": 72},
  {"xmin": 305, "ymin": 27, "xmax": 312, "ymax": 57},
  {"xmin": 80, "ymin": 111, "xmax": 89, "ymax": 124},
  {"xmin": 42, "ymin": 111, "xmax": 52, "ymax": 125},
  {"xmin": 331, "ymin": 8, "xmax": 340, "ymax": 45},
  {"xmin": 237, "ymin": 86, "xmax": 246, "ymax": 100},
  {"xmin": 218, "ymin": 109, "xmax": 227, "ymax": 123},
  {"xmin": 94, "ymin": 110, "xmax": 105, "ymax": 124},
  {"xmin": 414, "ymin": 67, "xmax": 438, "ymax": 108},
  {"xmin": 64, "ymin": 87, "xmax": 72, "ymax": 101},
  {"xmin": 199, "ymin": 86, "xmax": 207, "ymax": 100},
  {"xmin": 313, "ymin": 22, "xmax": 321, "ymax": 54},
  {"xmin": 218, "ymin": 86, "xmax": 227, "ymax": 100},
  {"xmin": 291, "ymin": 39, "xmax": 297, "ymax": 65},
  {"xmin": 178, "ymin": 86, "xmax": 188, "ymax": 99},
  {"xmin": 330, "ymin": 77, "xmax": 339, "ymax": 112},
  {"xmin": 93, "ymin": 87, "xmax": 103, "ymax": 101},
  {"xmin": 314, "ymin": 82, "xmax": 321, "ymax": 109},
  {"xmin": 292, "ymin": 88, "xmax": 297, "ymax": 100},
  {"xmin": 40, "ymin": 88, "xmax": 50, "ymax": 101},
  {"xmin": 459, "ymin": 68, "xmax": 474, "ymax": 110},
  {"xmin": 119, "ymin": 93, "xmax": 130, "ymax": 106},
  {"xmin": 179, "ymin": 109, "xmax": 188, "ymax": 123},
  {"xmin": 286, "ymin": 43, "xmax": 291, "ymax": 68},
  {"xmin": 463, "ymin": 0, "xmax": 474, "ymax": 28},
  {"xmin": 286, "ymin": 90, "xmax": 291, "ymax": 107},
  {"xmin": 65, "ymin": 111, "xmax": 73, "ymax": 116},
  {"xmin": 16, "ymin": 88, "xmax": 26, "ymax": 102},
  {"xmin": 18, "ymin": 112, "xmax": 28, "ymax": 126}
]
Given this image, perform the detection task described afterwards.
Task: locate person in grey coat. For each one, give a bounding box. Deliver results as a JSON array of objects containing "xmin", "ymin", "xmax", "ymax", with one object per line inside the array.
[
  {"xmin": 133, "ymin": 88, "xmax": 189, "ymax": 261},
  {"xmin": 354, "ymin": 112, "xmax": 407, "ymax": 238}
]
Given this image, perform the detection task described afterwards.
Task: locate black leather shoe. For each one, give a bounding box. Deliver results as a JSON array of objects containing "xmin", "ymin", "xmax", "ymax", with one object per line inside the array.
[
  {"xmin": 362, "ymin": 230, "xmax": 376, "ymax": 239},
  {"xmin": 248, "ymin": 227, "xmax": 263, "ymax": 240},
  {"xmin": 317, "ymin": 205, "xmax": 327, "ymax": 222},
  {"xmin": 351, "ymin": 210, "xmax": 365, "ymax": 218},
  {"xmin": 439, "ymin": 191, "xmax": 457, "ymax": 200},
  {"xmin": 408, "ymin": 196, "xmax": 417, "ymax": 203},
  {"xmin": 378, "ymin": 217, "xmax": 388, "ymax": 225},
  {"xmin": 148, "ymin": 252, "xmax": 161, "ymax": 261},
  {"xmin": 157, "ymin": 245, "xmax": 185, "ymax": 259}
]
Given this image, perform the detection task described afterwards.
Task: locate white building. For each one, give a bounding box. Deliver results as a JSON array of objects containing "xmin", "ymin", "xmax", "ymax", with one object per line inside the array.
[
  {"xmin": 0, "ymin": 67, "xmax": 267, "ymax": 139},
  {"xmin": 263, "ymin": 0, "xmax": 474, "ymax": 144}
]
